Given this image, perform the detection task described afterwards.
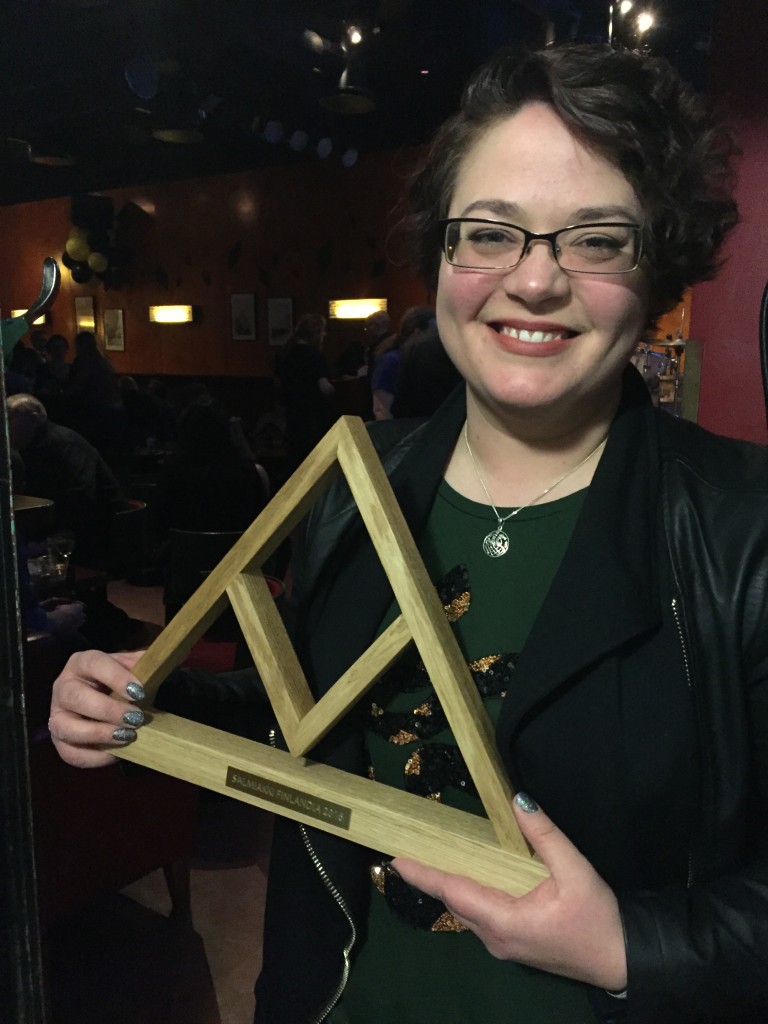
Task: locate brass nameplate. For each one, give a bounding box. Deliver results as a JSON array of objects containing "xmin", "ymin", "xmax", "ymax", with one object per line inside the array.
[{"xmin": 226, "ymin": 767, "xmax": 352, "ymax": 830}]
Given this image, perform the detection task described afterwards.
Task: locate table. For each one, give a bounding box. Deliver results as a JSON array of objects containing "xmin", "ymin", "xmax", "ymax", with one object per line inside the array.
[
  {"xmin": 32, "ymin": 564, "xmax": 108, "ymax": 602},
  {"xmin": 13, "ymin": 494, "xmax": 55, "ymax": 536}
]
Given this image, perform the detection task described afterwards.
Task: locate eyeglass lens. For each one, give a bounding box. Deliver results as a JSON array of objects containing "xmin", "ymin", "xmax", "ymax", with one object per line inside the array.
[{"xmin": 444, "ymin": 220, "xmax": 639, "ymax": 273}]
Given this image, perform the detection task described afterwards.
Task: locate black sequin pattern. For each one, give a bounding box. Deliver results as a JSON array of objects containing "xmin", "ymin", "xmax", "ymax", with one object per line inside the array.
[
  {"xmin": 404, "ymin": 743, "xmax": 479, "ymax": 800},
  {"xmin": 367, "ymin": 564, "xmax": 518, "ymax": 932}
]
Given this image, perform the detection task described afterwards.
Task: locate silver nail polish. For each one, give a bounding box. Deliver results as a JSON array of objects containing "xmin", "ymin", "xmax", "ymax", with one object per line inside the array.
[
  {"xmin": 122, "ymin": 709, "xmax": 144, "ymax": 727},
  {"xmin": 112, "ymin": 727, "xmax": 137, "ymax": 743},
  {"xmin": 125, "ymin": 681, "xmax": 145, "ymax": 702},
  {"xmin": 514, "ymin": 792, "xmax": 539, "ymax": 813}
]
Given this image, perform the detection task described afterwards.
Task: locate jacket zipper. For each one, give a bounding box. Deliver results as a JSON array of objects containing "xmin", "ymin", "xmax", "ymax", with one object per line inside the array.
[
  {"xmin": 671, "ymin": 596, "xmax": 696, "ymax": 890},
  {"xmin": 268, "ymin": 729, "xmax": 357, "ymax": 1023}
]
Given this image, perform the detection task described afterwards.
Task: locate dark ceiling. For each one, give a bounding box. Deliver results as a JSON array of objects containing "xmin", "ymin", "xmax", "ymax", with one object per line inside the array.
[{"xmin": 0, "ymin": 0, "xmax": 714, "ymax": 208}]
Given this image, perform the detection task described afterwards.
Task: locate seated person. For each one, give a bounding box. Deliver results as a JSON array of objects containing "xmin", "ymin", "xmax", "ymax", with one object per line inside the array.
[
  {"xmin": 154, "ymin": 398, "xmax": 270, "ymax": 534},
  {"xmin": 7, "ymin": 393, "xmax": 124, "ymax": 568}
]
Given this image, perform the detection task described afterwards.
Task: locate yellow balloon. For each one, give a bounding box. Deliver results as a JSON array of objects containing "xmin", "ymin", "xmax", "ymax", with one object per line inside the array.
[
  {"xmin": 65, "ymin": 237, "xmax": 91, "ymax": 262},
  {"xmin": 88, "ymin": 251, "xmax": 109, "ymax": 273},
  {"xmin": 68, "ymin": 226, "xmax": 88, "ymax": 240}
]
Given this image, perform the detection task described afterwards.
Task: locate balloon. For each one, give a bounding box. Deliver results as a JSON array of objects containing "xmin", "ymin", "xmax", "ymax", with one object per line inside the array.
[
  {"xmin": 68, "ymin": 226, "xmax": 89, "ymax": 240},
  {"xmin": 65, "ymin": 237, "xmax": 91, "ymax": 262},
  {"xmin": 88, "ymin": 251, "xmax": 109, "ymax": 273},
  {"xmin": 61, "ymin": 250, "xmax": 75, "ymax": 270},
  {"xmin": 70, "ymin": 262, "xmax": 93, "ymax": 284}
]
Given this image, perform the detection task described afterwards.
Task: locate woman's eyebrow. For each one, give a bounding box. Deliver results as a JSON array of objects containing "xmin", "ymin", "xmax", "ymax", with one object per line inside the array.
[
  {"xmin": 568, "ymin": 205, "xmax": 640, "ymax": 223},
  {"xmin": 458, "ymin": 198, "xmax": 522, "ymax": 219},
  {"xmin": 455, "ymin": 200, "xmax": 640, "ymax": 223}
]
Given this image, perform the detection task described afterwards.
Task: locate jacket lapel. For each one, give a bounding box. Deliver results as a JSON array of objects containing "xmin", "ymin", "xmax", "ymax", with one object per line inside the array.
[{"xmin": 497, "ymin": 370, "xmax": 663, "ymax": 739}]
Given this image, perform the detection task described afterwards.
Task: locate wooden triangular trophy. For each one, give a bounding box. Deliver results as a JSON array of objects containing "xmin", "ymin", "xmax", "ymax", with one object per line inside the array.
[{"xmin": 115, "ymin": 416, "xmax": 547, "ymax": 896}]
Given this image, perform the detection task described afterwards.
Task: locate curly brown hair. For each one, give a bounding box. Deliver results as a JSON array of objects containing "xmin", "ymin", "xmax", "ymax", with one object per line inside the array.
[{"xmin": 407, "ymin": 44, "xmax": 738, "ymax": 318}]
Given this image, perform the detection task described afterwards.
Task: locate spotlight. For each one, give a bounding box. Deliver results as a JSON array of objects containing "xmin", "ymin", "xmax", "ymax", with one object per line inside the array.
[
  {"xmin": 263, "ymin": 121, "xmax": 284, "ymax": 143},
  {"xmin": 636, "ymin": 11, "xmax": 655, "ymax": 33},
  {"xmin": 289, "ymin": 130, "xmax": 309, "ymax": 152}
]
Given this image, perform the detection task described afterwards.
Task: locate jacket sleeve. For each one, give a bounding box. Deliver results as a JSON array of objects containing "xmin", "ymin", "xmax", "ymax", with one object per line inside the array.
[
  {"xmin": 153, "ymin": 666, "xmax": 277, "ymax": 743},
  {"xmin": 619, "ymin": 660, "xmax": 768, "ymax": 1024}
]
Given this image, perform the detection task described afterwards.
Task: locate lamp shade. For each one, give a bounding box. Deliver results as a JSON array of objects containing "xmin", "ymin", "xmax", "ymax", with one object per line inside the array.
[
  {"xmin": 149, "ymin": 304, "xmax": 194, "ymax": 323},
  {"xmin": 329, "ymin": 298, "xmax": 387, "ymax": 319}
]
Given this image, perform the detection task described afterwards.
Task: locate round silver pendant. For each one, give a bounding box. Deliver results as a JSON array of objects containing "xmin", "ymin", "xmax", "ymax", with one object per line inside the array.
[{"xmin": 482, "ymin": 528, "xmax": 509, "ymax": 558}]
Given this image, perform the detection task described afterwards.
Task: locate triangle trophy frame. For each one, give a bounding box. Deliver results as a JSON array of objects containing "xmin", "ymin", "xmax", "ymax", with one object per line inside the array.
[{"xmin": 115, "ymin": 415, "xmax": 548, "ymax": 896}]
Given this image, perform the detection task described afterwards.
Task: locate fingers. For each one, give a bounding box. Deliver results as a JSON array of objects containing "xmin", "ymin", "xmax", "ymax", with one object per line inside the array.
[
  {"xmin": 512, "ymin": 792, "xmax": 590, "ymax": 881},
  {"xmin": 49, "ymin": 649, "xmax": 148, "ymax": 768}
]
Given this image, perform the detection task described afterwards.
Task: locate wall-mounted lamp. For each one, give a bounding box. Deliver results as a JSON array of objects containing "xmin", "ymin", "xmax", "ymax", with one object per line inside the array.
[
  {"xmin": 11, "ymin": 309, "xmax": 48, "ymax": 326},
  {"xmin": 329, "ymin": 298, "xmax": 387, "ymax": 320},
  {"xmin": 148, "ymin": 304, "xmax": 194, "ymax": 324}
]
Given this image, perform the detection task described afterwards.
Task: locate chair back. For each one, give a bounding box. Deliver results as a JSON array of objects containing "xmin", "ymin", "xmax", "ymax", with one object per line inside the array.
[{"xmin": 164, "ymin": 528, "xmax": 244, "ymax": 639}]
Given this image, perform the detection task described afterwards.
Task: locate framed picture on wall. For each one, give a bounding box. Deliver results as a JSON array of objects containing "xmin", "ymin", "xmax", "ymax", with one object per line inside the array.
[
  {"xmin": 104, "ymin": 309, "xmax": 125, "ymax": 352},
  {"xmin": 231, "ymin": 293, "xmax": 257, "ymax": 341},
  {"xmin": 268, "ymin": 297, "xmax": 293, "ymax": 346},
  {"xmin": 74, "ymin": 296, "xmax": 95, "ymax": 332}
]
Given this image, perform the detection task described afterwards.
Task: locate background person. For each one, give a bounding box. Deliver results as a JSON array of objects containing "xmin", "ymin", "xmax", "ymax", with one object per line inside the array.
[
  {"xmin": 275, "ymin": 312, "xmax": 336, "ymax": 470},
  {"xmin": 47, "ymin": 43, "xmax": 768, "ymax": 1024},
  {"xmin": 7, "ymin": 393, "xmax": 124, "ymax": 569},
  {"xmin": 370, "ymin": 305, "xmax": 435, "ymax": 420}
]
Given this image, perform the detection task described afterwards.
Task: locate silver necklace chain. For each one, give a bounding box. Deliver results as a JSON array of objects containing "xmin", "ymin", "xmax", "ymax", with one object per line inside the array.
[{"xmin": 462, "ymin": 422, "xmax": 607, "ymax": 558}]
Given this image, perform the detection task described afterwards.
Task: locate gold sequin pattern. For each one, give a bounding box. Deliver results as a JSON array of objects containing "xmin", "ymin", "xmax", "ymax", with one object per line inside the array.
[
  {"xmin": 370, "ymin": 863, "xmax": 386, "ymax": 894},
  {"xmin": 444, "ymin": 590, "xmax": 470, "ymax": 622},
  {"xmin": 431, "ymin": 911, "xmax": 468, "ymax": 933},
  {"xmin": 390, "ymin": 729, "xmax": 419, "ymax": 745},
  {"xmin": 404, "ymin": 750, "xmax": 421, "ymax": 775},
  {"xmin": 468, "ymin": 653, "xmax": 501, "ymax": 673}
]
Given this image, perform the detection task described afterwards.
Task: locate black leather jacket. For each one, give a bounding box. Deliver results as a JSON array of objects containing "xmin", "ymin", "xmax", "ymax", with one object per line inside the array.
[{"xmin": 244, "ymin": 370, "xmax": 768, "ymax": 1024}]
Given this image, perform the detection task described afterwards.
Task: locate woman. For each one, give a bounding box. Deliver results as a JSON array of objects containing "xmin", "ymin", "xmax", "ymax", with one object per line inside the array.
[
  {"xmin": 275, "ymin": 312, "xmax": 336, "ymax": 469},
  {"xmin": 153, "ymin": 398, "xmax": 268, "ymax": 535},
  {"xmin": 370, "ymin": 305, "xmax": 435, "ymax": 419},
  {"xmin": 48, "ymin": 44, "xmax": 768, "ymax": 1024}
]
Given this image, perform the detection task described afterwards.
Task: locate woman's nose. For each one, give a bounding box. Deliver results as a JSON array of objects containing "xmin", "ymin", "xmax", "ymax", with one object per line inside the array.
[{"xmin": 499, "ymin": 239, "xmax": 569, "ymax": 303}]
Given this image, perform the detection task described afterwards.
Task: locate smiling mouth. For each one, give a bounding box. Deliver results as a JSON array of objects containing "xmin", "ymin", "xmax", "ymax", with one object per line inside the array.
[{"xmin": 493, "ymin": 325, "xmax": 577, "ymax": 343}]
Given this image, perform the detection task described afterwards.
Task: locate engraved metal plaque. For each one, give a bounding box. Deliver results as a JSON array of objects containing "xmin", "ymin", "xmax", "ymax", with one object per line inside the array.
[{"xmin": 226, "ymin": 767, "xmax": 352, "ymax": 830}]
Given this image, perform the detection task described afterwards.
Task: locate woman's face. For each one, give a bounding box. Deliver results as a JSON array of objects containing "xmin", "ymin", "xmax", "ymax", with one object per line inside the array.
[{"xmin": 436, "ymin": 102, "xmax": 650, "ymax": 433}]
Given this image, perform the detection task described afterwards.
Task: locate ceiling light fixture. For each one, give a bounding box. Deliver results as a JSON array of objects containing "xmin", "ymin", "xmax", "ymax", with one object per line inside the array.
[
  {"xmin": 636, "ymin": 11, "xmax": 655, "ymax": 33},
  {"xmin": 319, "ymin": 19, "xmax": 377, "ymax": 114},
  {"xmin": 29, "ymin": 145, "xmax": 75, "ymax": 167}
]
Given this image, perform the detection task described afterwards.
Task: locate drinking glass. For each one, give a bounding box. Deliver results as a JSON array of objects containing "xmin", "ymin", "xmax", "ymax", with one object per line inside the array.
[{"xmin": 46, "ymin": 531, "xmax": 75, "ymax": 578}]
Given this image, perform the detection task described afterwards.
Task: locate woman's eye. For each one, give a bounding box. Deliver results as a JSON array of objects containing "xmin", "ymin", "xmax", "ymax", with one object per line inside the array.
[
  {"xmin": 577, "ymin": 234, "xmax": 622, "ymax": 251},
  {"xmin": 469, "ymin": 229, "xmax": 517, "ymax": 247}
]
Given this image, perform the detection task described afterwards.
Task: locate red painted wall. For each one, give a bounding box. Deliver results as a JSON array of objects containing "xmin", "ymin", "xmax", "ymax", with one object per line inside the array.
[
  {"xmin": 0, "ymin": 149, "xmax": 429, "ymax": 378},
  {"xmin": 691, "ymin": 0, "xmax": 768, "ymax": 442}
]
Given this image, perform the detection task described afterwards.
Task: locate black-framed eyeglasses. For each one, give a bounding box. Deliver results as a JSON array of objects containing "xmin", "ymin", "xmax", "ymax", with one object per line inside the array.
[{"xmin": 440, "ymin": 218, "xmax": 643, "ymax": 275}]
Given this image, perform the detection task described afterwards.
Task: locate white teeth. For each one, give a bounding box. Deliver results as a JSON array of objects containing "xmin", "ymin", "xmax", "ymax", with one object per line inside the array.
[{"xmin": 498, "ymin": 326, "xmax": 563, "ymax": 343}]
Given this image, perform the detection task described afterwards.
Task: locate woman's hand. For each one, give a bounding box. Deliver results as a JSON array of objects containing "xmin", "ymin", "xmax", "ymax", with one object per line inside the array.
[
  {"xmin": 392, "ymin": 794, "xmax": 627, "ymax": 992},
  {"xmin": 48, "ymin": 649, "xmax": 147, "ymax": 768}
]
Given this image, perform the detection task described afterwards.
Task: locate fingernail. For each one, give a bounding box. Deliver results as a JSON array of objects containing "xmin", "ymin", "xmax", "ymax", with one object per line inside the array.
[
  {"xmin": 125, "ymin": 681, "xmax": 145, "ymax": 702},
  {"xmin": 514, "ymin": 792, "xmax": 539, "ymax": 813},
  {"xmin": 122, "ymin": 709, "xmax": 144, "ymax": 727},
  {"xmin": 112, "ymin": 727, "xmax": 137, "ymax": 743}
]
